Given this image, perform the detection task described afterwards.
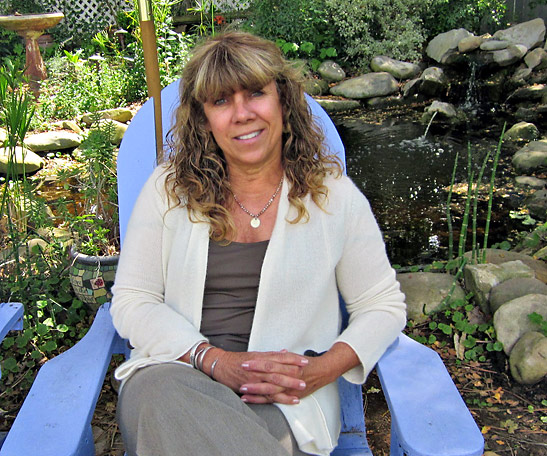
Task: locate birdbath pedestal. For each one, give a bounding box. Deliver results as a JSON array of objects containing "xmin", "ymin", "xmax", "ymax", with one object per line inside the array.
[{"xmin": 0, "ymin": 13, "xmax": 64, "ymax": 81}]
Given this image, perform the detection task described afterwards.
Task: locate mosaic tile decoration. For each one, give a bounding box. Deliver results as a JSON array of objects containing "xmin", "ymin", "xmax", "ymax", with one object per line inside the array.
[{"xmin": 69, "ymin": 257, "xmax": 118, "ymax": 311}]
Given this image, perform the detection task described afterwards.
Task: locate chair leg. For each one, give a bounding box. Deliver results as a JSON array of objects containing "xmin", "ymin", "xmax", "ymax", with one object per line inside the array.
[
  {"xmin": 389, "ymin": 426, "xmax": 404, "ymax": 456},
  {"xmin": 78, "ymin": 425, "xmax": 96, "ymax": 456}
]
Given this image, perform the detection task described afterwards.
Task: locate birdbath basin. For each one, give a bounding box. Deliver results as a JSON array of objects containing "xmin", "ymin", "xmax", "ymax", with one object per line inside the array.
[{"xmin": 0, "ymin": 13, "xmax": 64, "ymax": 81}]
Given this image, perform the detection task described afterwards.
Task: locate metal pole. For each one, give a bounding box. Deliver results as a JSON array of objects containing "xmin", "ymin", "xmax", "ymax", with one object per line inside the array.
[{"xmin": 137, "ymin": 0, "xmax": 164, "ymax": 163}]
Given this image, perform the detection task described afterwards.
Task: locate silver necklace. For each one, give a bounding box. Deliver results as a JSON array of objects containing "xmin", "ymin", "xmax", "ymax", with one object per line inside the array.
[{"xmin": 231, "ymin": 176, "xmax": 283, "ymax": 229}]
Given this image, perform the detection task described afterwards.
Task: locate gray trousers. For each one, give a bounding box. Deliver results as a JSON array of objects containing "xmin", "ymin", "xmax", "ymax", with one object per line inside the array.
[{"xmin": 117, "ymin": 363, "xmax": 309, "ymax": 456}]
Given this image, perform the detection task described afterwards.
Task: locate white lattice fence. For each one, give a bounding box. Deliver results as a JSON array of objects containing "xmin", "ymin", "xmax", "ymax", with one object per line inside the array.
[{"xmin": 40, "ymin": 0, "xmax": 130, "ymax": 40}]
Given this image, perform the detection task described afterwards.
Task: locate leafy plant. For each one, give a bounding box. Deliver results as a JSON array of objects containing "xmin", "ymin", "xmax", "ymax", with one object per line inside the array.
[
  {"xmin": 528, "ymin": 312, "xmax": 547, "ymax": 337},
  {"xmin": 246, "ymin": 0, "xmax": 338, "ymax": 65},
  {"xmin": 422, "ymin": 0, "xmax": 507, "ymax": 37},
  {"xmin": 58, "ymin": 117, "xmax": 120, "ymax": 256},
  {"xmin": 0, "ymin": 61, "xmax": 91, "ymax": 394},
  {"xmin": 324, "ymin": 0, "xmax": 428, "ymax": 69},
  {"xmin": 445, "ymin": 124, "xmax": 505, "ymax": 266}
]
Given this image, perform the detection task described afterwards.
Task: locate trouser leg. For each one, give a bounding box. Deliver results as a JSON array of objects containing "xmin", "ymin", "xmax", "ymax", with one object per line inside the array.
[{"xmin": 117, "ymin": 363, "xmax": 305, "ymax": 456}]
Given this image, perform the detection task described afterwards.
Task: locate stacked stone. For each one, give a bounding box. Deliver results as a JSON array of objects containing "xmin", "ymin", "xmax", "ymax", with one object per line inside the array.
[{"xmin": 0, "ymin": 107, "xmax": 133, "ymax": 176}]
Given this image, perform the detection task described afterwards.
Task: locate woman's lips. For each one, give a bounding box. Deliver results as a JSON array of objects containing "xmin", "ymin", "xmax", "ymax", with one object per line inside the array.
[{"xmin": 235, "ymin": 130, "xmax": 262, "ymax": 140}]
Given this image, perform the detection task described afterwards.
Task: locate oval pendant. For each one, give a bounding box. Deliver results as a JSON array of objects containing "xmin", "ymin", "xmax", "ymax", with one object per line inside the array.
[{"xmin": 250, "ymin": 217, "xmax": 261, "ymax": 228}]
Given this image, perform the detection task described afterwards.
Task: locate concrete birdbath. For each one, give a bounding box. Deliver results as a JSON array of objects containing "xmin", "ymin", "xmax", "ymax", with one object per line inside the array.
[{"xmin": 0, "ymin": 12, "xmax": 64, "ymax": 81}]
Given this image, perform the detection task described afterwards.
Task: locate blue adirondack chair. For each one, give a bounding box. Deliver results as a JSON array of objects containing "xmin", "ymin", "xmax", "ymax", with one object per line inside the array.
[
  {"xmin": 0, "ymin": 302, "xmax": 23, "ymax": 379},
  {"xmin": 0, "ymin": 80, "xmax": 484, "ymax": 456}
]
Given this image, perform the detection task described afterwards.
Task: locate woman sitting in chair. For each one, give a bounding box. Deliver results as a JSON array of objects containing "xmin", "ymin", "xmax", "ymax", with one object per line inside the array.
[{"xmin": 110, "ymin": 31, "xmax": 406, "ymax": 456}]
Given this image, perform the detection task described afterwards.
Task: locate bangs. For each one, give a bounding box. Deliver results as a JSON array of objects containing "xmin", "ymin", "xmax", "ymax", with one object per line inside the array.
[{"xmin": 192, "ymin": 41, "xmax": 281, "ymax": 103}]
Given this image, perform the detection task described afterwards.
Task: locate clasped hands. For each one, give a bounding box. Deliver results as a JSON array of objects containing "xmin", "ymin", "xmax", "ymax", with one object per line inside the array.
[
  {"xmin": 184, "ymin": 342, "xmax": 356, "ymax": 405},
  {"xmin": 208, "ymin": 347, "xmax": 347, "ymax": 405}
]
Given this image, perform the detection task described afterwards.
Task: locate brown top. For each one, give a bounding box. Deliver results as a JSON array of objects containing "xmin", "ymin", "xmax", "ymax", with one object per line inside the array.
[{"xmin": 201, "ymin": 240, "xmax": 269, "ymax": 352}]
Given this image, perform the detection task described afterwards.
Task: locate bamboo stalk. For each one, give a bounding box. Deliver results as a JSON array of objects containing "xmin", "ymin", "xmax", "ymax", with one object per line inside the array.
[
  {"xmin": 138, "ymin": 0, "xmax": 164, "ymax": 164},
  {"xmin": 446, "ymin": 151, "xmax": 459, "ymax": 260},
  {"xmin": 481, "ymin": 123, "xmax": 506, "ymax": 262}
]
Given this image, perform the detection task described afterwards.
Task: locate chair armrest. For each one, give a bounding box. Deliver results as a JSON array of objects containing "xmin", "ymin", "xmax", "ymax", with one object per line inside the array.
[
  {"xmin": 1, "ymin": 303, "xmax": 125, "ymax": 456},
  {"xmin": 0, "ymin": 302, "xmax": 24, "ymax": 379},
  {"xmin": 0, "ymin": 302, "xmax": 23, "ymax": 340},
  {"xmin": 376, "ymin": 334, "xmax": 484, "ymax": 456}
]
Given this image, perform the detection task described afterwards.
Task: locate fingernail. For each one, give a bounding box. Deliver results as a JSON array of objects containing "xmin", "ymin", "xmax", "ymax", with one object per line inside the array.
[
  {"xmin": 240, "ymin": 386, "xmax": 248, "ymax": 392},
  {"xmin": 299, "ymin": 382, "xmax": 306, "ymax": 389},
  {"xmin": 241, "ymin": 397, "xmax": 248, "ymax": 402},
  {"xmin": 241, "ymin": 362, "xmax": 249, "ymax": 368},
  {"xmin": 301, "ymin": 358, "xmax": 309, "ymax": 365},
  {"xmin": 292, "ymin": 398, "xmax": 300, "ymax": 404}
]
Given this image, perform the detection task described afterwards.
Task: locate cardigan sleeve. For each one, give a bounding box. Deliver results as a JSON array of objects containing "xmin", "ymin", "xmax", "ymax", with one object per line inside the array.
[
  {"xmin": 334, "ymin": 180, "xmax": 407, "ymax": 384},
  {"xmin": 110, "ymin": 166, "xmax": 205, "ymax": 379}
]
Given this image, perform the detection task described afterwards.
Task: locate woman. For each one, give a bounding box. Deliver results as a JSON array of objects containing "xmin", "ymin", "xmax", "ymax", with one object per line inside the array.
[{"xmin": 111, "ymin": 31, "xmax": 406, "ymax": 456}]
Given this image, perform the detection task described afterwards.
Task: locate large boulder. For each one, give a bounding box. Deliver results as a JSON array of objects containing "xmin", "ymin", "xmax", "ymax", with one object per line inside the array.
[
  {"xmin": 526, "ymin": 188, "xmax": 547, "ymax": 220},
  {"xmin": 491, "ymin": 44, "xmax": 528, "ymax": 67},
  {"xmin": 464, "ymin": 260, "xmax": 535, "ymax": 314},
  {"xmin": 315, "ymin": 99, "xmax": 360, "ymax": 113},
  {"xmin": 303, "ymin": 78, "xmax": 329, "ymax": 96},
  {"xmin": 515, "ymin": 175, "xmax": 547, "ymax": 189},
  {"xmin": 493, "ymin": 293, "xmax": 547, "ymax": 354},
  {"xmin": 480, "ymin": 39, "xmax": 509, "ymax": 51},
  {"xmin": 91, "ymin": 119, "xmax": 128, "ymax": 145},
  {"xmin": 489, "ymin": 277, "xmax": 547, "ymax": 313},
  {"xmin": 509, "ymin": 331, "xmax": 547, "ymax": 384},
  {"xmin": 420, "ymin": 67, "xmax": 448, "ymax": 97},
  {"xmin": 465, "ymin": 249, "xmax": 547, "ymax": 284},
  {"xmin": 370, "ymin": 56, "xmax": 421, "ymax": 80},
  {"xmin": 512, "ymin": 140, "xmax": 547, "ymax": 173},
  {"xmin": 504, "ymin": 121, "xmax": 540, "ymax": 141},
  {"xmin": 508, "ymin": 85, "xmax": 547, "ymax": 103},
  {"xmin": 397, "ymin": 272, "xmax": 466, "ymax": 323},
  {"xmin": 317, "ymin": 61, "xmax": 346, "ymax": 83},
  {"xmin": 426, "ymin": 28, "xmax": 472, "ymax": 63},
  {"xmin": 525, "ymin": 47, "xmax": 547, "ymax": 70},
  {"xmin": 330, "ymin": 72, "xmax": 398, "ymax": 99},
  {"xmin": 0, "ymin": 146, "xmax": 44, "ymax": 174},
  {"xmin": 25, "ymin": 131, "xmax": 82, "ymax": 152},
  {"xmin": 422, "ymin": 101, "xmax": 458, "ymax": 122},
  {"xmin": 458, "ymin": 35, "xmax": 484, "ymax": 53},
  {"xmin": 80, "ymin": 107, "xmax": 134, "ymax": 127},
  {"xmin": 493, "ymin": 18, "xmax": 546, "ymax": 50}
]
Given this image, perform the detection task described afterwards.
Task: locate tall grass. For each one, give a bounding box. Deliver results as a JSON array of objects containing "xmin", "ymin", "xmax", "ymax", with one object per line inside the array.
[{"xmin": 446, "ymin": 125, "xmax": 506, "ymax": 266}]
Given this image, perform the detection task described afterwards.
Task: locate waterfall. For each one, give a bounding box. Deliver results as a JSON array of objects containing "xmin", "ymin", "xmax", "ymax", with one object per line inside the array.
[
  {"xmin": 421, "ymin": 111, "xmax": 437, "ymax": 140},
  {"xmin": 462, "ymin": 61, "xmax": 479, "ymax": 111}
]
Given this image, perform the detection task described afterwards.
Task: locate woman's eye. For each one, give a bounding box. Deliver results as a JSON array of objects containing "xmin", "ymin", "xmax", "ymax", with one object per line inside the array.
[
  {"xmin": 251, "ymin": 90, "xmax": 264, "ymax": 97},
  {"xmin": 213, "ymin": 97, "xmax": 227, "ymax": 106}
]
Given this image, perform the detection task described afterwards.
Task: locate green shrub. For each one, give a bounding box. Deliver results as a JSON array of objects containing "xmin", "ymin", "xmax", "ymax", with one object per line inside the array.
[
  {"xmin": 325, "ymin": 0, "xmax": 429, "ymax": 70},
  {"xmin": 422, "ymin": 0, "xmax": 507, "ymax": 37},
  {"xmin": 35, "ymin": 55, "xmax": 134, "ymax": 122},
  {"xmin": 245, "ymin": 0, "xmax": 337, "ymax": 64}
]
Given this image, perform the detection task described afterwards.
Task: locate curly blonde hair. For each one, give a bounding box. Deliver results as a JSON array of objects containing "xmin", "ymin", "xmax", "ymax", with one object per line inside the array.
[{"xmin": 166, "ymin": 31, "xmax": 342, "ymax": 241}]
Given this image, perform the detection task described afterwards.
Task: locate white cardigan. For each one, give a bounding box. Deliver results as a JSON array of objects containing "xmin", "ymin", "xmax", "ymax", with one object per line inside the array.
[{"xmin": 111, "ymin": 165, "xmax": 406, "ymax": 455}]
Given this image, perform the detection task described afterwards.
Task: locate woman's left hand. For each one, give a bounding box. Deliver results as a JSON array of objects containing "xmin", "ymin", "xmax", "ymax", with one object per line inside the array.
[{"xmin": 239, "ymin": 342, "xmax": 359, "ymax": 404}]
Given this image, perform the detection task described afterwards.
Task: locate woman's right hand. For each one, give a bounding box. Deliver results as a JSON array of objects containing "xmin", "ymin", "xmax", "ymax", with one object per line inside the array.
[{"xmin": 207, "ymin": 348, "xmax": 309, "ymax": 405}]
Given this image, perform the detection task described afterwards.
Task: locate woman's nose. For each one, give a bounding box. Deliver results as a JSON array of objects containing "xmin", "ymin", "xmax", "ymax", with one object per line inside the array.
[{"xmin": 232, "ymin": 97, "xmax": 255, "ymax": 122}]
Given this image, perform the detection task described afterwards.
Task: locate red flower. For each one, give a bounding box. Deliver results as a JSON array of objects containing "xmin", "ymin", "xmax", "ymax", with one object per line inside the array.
[{"xmin": 214, "ymin": 15, "xmax": 226, "ymax": 25}]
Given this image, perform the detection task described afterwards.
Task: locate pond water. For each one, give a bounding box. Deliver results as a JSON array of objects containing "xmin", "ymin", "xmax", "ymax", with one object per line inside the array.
[{"xmin": 333, "ymin": 110, "xmax": 519, "ymax": 266}]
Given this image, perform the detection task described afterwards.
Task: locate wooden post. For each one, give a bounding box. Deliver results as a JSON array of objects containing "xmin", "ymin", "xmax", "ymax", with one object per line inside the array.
[{"xmin": 138, "ymin": 0, "xmax": 164, "ymax": 164}]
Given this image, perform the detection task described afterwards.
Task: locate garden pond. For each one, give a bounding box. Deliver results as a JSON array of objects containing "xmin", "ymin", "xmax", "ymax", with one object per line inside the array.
[{"xmin": 333, "ymin": 104, "xmax": 526, "ymax": 267}]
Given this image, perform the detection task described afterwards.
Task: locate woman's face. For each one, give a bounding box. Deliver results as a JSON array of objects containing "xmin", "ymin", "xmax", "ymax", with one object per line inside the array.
[{"xmin": 202, "ymin": 81, "xmax": 283, "ymax": 174}]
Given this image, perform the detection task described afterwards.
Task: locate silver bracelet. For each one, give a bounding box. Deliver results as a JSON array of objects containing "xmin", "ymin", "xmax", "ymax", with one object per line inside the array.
[
  {"xmin": 189, "ymin": 340, "xmax": 206, "ymax": 368},
  {"xmin": 210, "ymin": 358, "xmax": 219, "ymax": 380},
  {"xmin": 197, "ymin": 346, "xmax": 214, "ymax": 372}
]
